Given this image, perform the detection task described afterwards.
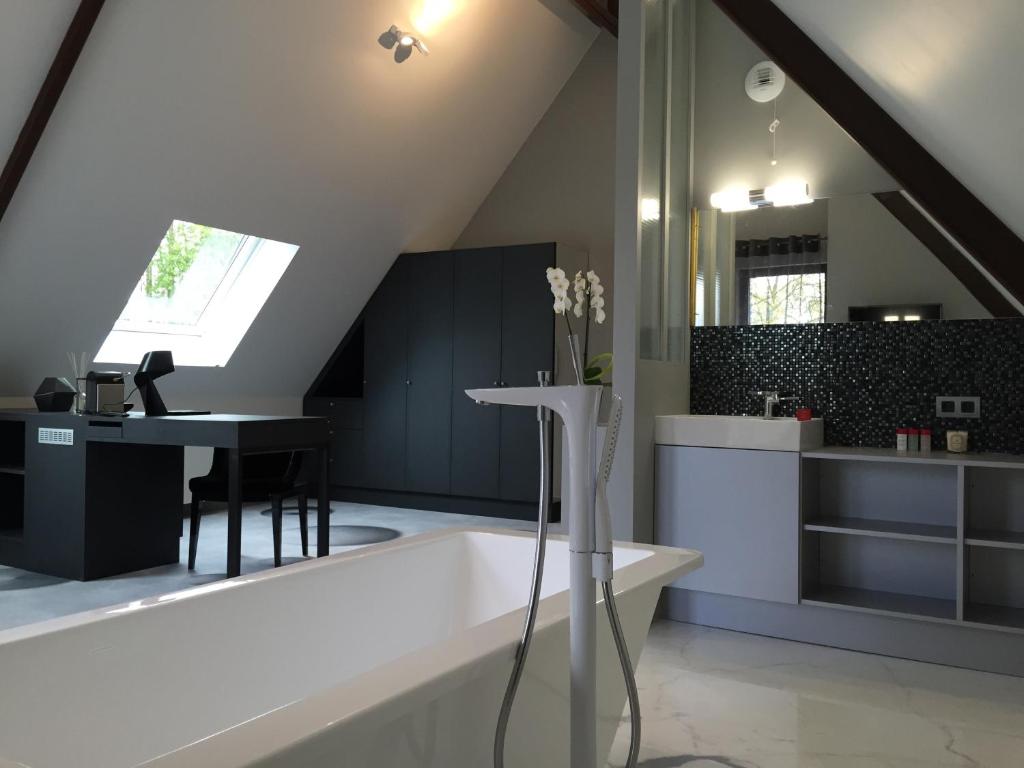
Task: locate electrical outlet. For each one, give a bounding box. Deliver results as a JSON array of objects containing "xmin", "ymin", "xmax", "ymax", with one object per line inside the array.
[
  {"xmin": 38, "ymin": 427, "xmax": 74, "ymax": 445},
  {"xmin": 935, "ymin": 396, "xmax": 981, "ymax": 419}
]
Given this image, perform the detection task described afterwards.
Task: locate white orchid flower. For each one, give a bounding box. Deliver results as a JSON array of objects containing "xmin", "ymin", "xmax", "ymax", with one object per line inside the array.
[
  {"xmin": 573, "ymin": 271, "xmax": 587, "ymax": 294},
  {"xmin": 547, "ymin": 266, "xmax": 609, "ymax": 378},
  {"xmin": 547, "ymin": 267, "xmax": 573, "ymax": 314}
]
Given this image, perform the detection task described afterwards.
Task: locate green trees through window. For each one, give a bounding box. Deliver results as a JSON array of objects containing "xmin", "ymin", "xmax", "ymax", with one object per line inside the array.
[
  {"xmin": 144, "ymin": 221, "xmax": 213, "ymax": 298},
  {"xmin": 97, "ymin": 218, "xmax": 299, "ymax": 366},
  {"xmin": 748, "ymin": 271, "xmax": 825, "ymax": 325}
]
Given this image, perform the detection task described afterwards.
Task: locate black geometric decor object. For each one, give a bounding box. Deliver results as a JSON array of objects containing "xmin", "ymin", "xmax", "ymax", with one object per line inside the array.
[{"xmin": 34, "ymin": 376, "xmax": 77, "ymax": 412}]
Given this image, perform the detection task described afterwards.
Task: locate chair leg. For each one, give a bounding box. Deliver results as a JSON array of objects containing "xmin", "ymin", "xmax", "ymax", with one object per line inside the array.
[
  {"xmin": 271, "ymin": 497, "xmax": 283, "ymax": 567},
  {"xmin": 298, "ymin": 493, "xmax": 309, "ymax": 557},
  {"xmin": 188, "ymin": 497, "xmax": 201, "ymax": 570}
]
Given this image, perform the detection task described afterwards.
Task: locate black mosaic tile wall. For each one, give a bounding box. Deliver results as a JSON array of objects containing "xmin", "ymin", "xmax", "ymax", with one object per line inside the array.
[{"xmin": 690, "ymin": 319, "xmax": 1024, "ymax": 454}]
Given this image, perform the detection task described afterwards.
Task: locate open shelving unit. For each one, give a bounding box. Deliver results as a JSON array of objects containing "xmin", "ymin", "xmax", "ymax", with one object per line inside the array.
[
  {"xmin": 800, "ymin": 448, "xmax": 1024, "ymax": 633},
  {"xmin": 803, "ymin": 516, "xmax": 956, "ymax": 544},
  {"xmin": 962, "ymin": 463, "xmax": 1024, "ymax": 633},
  {"xmin": 0, "ymin": 420, "xmax": 26, "ymax": 544}
]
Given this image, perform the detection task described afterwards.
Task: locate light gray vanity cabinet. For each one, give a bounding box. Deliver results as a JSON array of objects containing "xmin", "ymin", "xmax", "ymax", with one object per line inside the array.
[{"xmin": 656, "ymin": 445, "xmax": 799, "ymax": 603}]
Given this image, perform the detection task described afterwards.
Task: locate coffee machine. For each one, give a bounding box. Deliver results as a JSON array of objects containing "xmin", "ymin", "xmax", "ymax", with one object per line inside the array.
[{"xmin": 84, "ymin": 371, "xmax": 127, "ymax": 414}]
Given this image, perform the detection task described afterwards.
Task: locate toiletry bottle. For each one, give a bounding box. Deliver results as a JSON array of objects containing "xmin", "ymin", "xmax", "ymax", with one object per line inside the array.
[
  {"xmin": 896, "ymin": 428, "xmax": 908, "ymax": 452},
  {"xmin": 908, "ymin": 428, "xmax": 920, "ymax": 452},
  {"xmin": 920, "ymin": 428, "xmax": 932, "ymax": 453}
]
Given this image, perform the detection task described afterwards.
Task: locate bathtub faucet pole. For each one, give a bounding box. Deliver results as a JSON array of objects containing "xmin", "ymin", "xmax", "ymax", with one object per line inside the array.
[{"xmin": 466, "ymin": 383, "xmax": 602, "ymax": 768}]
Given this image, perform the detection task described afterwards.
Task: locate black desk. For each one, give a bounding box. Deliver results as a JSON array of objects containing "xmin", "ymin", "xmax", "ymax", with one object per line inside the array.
[{"xmin": 0, "ymin": 411, "xmax": 330, "ymax": 580}]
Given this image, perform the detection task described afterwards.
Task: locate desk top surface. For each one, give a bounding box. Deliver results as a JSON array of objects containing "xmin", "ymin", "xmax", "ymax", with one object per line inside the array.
[
  {"xmin": 0, "ymin": 409, "xmax": 320, "ymax": 423},
  {"xmin": 0, "ymin": 409, "xmax": 328, "ymax": 449}
]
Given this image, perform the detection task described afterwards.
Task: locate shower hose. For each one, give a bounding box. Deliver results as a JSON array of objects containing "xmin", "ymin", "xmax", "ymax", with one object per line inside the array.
[{"xmin": 493, "ymin": 398, "xmax": 641, "ymax": 768}]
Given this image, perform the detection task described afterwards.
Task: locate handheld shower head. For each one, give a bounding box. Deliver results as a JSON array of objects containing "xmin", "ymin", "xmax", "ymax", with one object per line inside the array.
[
  {"xmin": 600, "ymin": 395, "xmax": 624, "ymax": 483},
  {"xmin": 593, "ymin": 394, "xmax": 623, "ymax": 581}
]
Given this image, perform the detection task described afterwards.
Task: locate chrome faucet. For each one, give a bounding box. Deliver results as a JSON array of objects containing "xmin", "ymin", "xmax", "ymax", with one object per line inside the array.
[{"xmin": 751, "ymin": 390, "xmax": 798, "ymax": 419}]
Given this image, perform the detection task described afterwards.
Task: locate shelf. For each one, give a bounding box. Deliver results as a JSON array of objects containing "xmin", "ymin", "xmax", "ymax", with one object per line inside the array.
[
  {"xmin": 965, "ymin": 529, "xmax": 1024, "ymax": 551},
  {"xmin": 0, "ymin": 465, "xmax": 24, "ymax": 476},
  {"xmin": 802, "ymin": 585, "xmax": 957, "ymax": 622},
  {"xmin": 802, "ymin": 446, "xmax": 1024, "ymax": 470},
  {"xmin": 805, "ymin": 516, "xmax": 956, "ymax": 544},
  {"xmin": 964, "ymin": 603, "xmax": 1024, "ymax": 633}
]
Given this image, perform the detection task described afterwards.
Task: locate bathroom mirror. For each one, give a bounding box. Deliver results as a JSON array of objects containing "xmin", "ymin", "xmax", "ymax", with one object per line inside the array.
[
  {"xmin": 689, "ymin": 0, "xmax": 1010, "ymax": 326},
  {"xmin": 691, "ymin": 193, "xmax": 988, "ymax": 326}
]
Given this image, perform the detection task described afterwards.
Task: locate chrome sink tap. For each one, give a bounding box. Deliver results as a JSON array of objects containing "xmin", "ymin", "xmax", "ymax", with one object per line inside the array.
[{"xmin": 751, "ymin": 390, "xmax": 798, "ymax": 419}]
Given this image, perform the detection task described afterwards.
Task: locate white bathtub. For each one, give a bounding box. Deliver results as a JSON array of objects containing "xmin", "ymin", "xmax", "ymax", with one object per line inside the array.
[{"xmin": 0, "ymin": 528, "xmax": 701, "ymax": 768}]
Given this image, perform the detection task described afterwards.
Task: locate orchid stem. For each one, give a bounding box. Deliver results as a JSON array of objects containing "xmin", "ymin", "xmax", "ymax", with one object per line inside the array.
[{"xmin": 583, "ymin": 298, "xmax": 591, "ymax": 372}]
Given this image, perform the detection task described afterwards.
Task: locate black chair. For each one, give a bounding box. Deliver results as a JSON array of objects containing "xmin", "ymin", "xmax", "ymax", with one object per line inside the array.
[{"xmin": 188, "ymin": 450, "xmax": 308, "ymax": 570}]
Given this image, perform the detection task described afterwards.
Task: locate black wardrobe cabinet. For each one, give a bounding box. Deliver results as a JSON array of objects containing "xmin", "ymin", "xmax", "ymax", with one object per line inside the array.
[{"xmin": 306, "ymin": 242, "xmax": 585, "ymax": 520}]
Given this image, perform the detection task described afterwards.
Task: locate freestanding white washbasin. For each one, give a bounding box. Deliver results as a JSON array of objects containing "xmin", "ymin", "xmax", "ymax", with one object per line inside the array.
[
  {"xmin": 655, "ymin": 414, "xmax": 824, "ymax": 451},
  {"xmin": 0, "ymin": 528, "xmax": 700, "ymax": 768}
]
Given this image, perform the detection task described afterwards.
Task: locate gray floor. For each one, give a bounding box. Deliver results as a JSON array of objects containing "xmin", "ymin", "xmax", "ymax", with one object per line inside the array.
[{"xmin": 0, "ymin": 502, "xmax": 533, "ymax": 632}]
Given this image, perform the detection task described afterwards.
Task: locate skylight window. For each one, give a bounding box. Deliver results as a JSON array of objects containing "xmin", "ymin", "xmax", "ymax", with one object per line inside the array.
[{"xmin": 96, "ymin": 220, "xmax": 298, "ymax": 367}]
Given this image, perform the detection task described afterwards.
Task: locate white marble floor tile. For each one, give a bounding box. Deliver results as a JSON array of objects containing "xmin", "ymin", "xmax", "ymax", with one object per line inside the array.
[{"xmin": 608, "ymin": 621, "xmax": 1024, "ymax": 768}]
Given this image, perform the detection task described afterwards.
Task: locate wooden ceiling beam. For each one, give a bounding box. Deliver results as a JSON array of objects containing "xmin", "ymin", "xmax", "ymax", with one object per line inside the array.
[
  {"xmin": 569, "ymin": 0, "xmax": 619, "ymax": 37},
  {"xmin": 0, "ymin": 0, "xmax": 106, "ymax": 225},
  {"xmin": 874, "ymin": 191, "xmax": 1020, "ymax": 318}
]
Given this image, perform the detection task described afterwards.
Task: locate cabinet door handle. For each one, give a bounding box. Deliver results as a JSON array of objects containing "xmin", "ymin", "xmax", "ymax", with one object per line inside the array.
[
  {"xmin": 406, "ymin": 380, "xmax": 412, "ymax": 385},
  {"xmin": 493, "ymin": 381, "xmax": 500, "ymax": 387}
]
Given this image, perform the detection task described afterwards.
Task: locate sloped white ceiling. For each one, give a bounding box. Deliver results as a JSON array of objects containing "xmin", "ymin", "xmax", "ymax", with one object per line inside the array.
[
  {"xmin": 771, "ymin": 0, "xmax": 1024, "ymax": 240},
  {"xmin": 0, "ymin": 0, "xmax": 78, "ymax": 164},
  {"xmin": 0, "ymin": 0, "xmax": 596, "ymax": 398}
]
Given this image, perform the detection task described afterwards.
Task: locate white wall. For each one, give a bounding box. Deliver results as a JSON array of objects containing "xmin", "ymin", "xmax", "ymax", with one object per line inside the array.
[
  {"xmin": 692, "ymin": 0, "xmax": 894, "ymax": 207},
  {"xmin": 732, "ymin": 198, "xmax": 828, "ymax": 240},
  {"xmin": 455, "ymin": 33, "xmax": 617, "ymax": 360},
  {"xmin": 0, "ymin": 0, "xmax": 597, "ymax": 406},
  {"xmin": 826, "ymin": 194, "xmax": 989, "ymax": 322}
]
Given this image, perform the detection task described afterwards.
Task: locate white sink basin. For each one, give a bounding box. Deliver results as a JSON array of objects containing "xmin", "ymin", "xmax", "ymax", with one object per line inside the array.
[{"xmin": 655, "ymin": 414, "xmax": 824, "ymax": 452}]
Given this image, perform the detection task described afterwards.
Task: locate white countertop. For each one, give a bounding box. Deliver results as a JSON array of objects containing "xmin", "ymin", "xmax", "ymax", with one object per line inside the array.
[
  {"xmin": 655, "ymin": 414, "xmax": 824, "ymax": 452},
  {"xmin": 802, "ymin": 446, "xmax": 1024, "ymax": 469}
]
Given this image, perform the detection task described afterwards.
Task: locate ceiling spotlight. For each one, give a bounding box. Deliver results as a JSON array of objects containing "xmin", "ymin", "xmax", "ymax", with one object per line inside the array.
[{"xmin": 378, "ymin": 24, "xmax": 429, "ymax": 63}]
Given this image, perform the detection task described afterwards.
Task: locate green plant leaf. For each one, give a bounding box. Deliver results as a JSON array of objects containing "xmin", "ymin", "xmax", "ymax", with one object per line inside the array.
[{"xmin": 582, "ymin": 352, "xmax": 613, "ymax": 383}]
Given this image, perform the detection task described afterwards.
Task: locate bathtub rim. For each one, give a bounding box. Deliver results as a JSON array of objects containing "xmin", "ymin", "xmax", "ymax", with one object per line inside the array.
[
  {"xmin": 0, "ymin": 528, "xmax": 701, "ymax": 768},
  {"xmin": 0, "ymin": 527, "xmax": 699, "ymax": 647}
]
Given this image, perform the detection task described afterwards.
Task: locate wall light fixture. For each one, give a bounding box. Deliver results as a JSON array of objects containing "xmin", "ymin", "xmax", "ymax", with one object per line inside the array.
[
  {"xmin": 378, "ymin": 24, "xmax": 429, "ymax": 63},
  {"xmin": 710, "ymin": 180, "xmax": 812, "ymax": 212}
]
